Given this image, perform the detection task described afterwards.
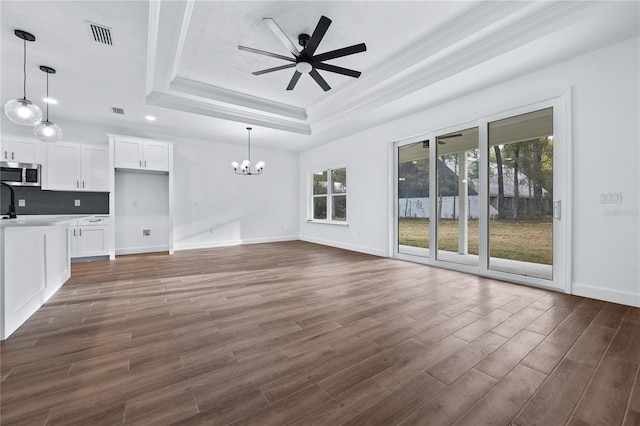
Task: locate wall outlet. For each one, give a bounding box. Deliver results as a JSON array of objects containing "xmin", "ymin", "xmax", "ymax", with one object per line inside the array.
[
  {"xmin": 142, "ymin": 229, "xmax": 151, "ymax": 236},
  {"xmin": 74, "ymin": 199, "xmax": 81, "ymax": 206},
  {"xmin": 18, "ymin": 199, "xmax": 25, "ymax": 207}
]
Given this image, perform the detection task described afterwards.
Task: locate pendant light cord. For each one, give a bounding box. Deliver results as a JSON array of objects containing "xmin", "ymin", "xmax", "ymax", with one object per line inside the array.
[
  {"xmin": 22, "ymin": 39, "xmax": 27, "ymax": 99},
  {"xmin": 45, "ymin": 70, "xmax": 49, "ymax": 120}
]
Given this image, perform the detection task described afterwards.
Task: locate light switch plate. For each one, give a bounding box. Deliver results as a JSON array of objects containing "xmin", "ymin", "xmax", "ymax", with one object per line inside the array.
[
  {"xmin": 599, "ymin": 192, "xmax": 622, "ymax": 203},
  {"xmin": 74, "ymin": 199, "xmax": 81, "ymax": 206},
  {"xmin": 18, "ymin": 199, "xmax": 25, "ymax": 207}
]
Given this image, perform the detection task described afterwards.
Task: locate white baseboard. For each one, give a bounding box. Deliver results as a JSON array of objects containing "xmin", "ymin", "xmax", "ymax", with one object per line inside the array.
[
  {"xmin": 174, "ymin": 235, "xmax": 298, "ymax": 252},
  {"xmin": 573, "ymin": 282, "xmax": 640, "ymax": 307},
  {"xmin": 115, "ymin": 245, "xmax": 170, "ymax": 255},
  {"xmin": 299, "ymin": 235, "xmax": 388, "ymax": 257}
]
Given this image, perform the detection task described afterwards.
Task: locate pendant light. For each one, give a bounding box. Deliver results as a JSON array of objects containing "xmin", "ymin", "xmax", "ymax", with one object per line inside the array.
[
  {"xmin": 231, "ymin": 127, "xmax": 265, "ymax": 175},
  {"xmin": 33, "ymin": 66, "xmax": 62, "ymax": 142},
  {"xmin": 4, "ymin": 30, "xmax": 42, "ymax": 126}
]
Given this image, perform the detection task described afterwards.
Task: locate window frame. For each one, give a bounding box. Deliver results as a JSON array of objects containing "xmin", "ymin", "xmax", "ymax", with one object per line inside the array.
[{"xmin": 308, "ymin": 165, "xmax": 348, "ymax": 225}]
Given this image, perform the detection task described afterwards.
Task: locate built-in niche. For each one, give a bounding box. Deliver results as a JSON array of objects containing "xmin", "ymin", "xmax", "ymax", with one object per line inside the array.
[
  {"xmin": 108, "ymin": 133, "xmax": 173, "ymax": 258},
  {"xmin": 114, "ymin": 170, "xmax": 169, "ymax": 255}
]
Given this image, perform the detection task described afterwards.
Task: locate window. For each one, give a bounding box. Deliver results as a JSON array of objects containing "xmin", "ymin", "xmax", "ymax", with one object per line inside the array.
[{"xmin": 311, "ymin": 167, "xmax": 347, "ymax": 222}]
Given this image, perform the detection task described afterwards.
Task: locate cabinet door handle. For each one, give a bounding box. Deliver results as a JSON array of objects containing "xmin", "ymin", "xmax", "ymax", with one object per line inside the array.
[
  {"xmin": 82, "ymin": 181, "xmax": 85, "ymax": 188},
  {"xmin": 73, "ymin": 229, "xmax": 76, "ymax": 237},
  {"xmin": 144, "ymin": 160, "xmax": 147, "ymax": 168},
  {"xmin": 140, "ymin": 160, "xmax": 142, "ymax": 167},
  {"xmin": 79, "ymin": 229, "xmax": 82, "ymax": 237},
  {"xmin": 77, "ymin": 180, "xmax": 79, "ymax": 188},
  {"xmin": 3, "ymin": 150, "xmax": 6, "ymax": 159},
  {"xmin": 11, "ymin": 151, "xmax": 15, "ymax": 160}
]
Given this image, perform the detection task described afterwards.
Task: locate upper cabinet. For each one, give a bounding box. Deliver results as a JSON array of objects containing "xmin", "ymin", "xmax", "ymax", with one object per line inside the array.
[
  {"xmin": 114, "ymin": 138, "xmax": 169, "ymax": 172},
  {"xmin": 0, "ymin": 136, "xmax": 41, "ymax": 163},
  {"xmin": 43, "ymin": 142, "xmax": 109, "ymax": 192}
]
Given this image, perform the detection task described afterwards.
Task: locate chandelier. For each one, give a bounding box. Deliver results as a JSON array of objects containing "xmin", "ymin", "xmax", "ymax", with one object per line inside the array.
[{"xmin": 231, "ymin": 127, "xmax": 265, "ymax": 175}]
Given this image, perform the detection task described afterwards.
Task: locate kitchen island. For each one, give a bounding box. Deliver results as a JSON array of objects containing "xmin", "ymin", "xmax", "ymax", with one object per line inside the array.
[{"xmin": 0, "ymin": 216, "xmax": 91, "ymax": 339}]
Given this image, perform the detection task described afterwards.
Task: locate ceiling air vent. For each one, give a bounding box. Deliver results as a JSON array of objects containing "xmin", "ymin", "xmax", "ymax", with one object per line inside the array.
[
  {"xmin": 86, "ymin": 21, "xmax": 113, "ymax": 46},
  {"xmin": 111, "ymin": 107, "xmax": 124, "ymax": 115}
]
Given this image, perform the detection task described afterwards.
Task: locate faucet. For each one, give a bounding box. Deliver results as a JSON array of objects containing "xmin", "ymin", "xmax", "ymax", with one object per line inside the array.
[{"xmin": 0, "ymin": 182, "xmax": 17, "ymax": 219}]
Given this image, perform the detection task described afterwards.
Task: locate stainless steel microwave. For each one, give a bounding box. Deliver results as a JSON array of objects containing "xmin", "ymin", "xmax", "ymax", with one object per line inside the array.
[{"xmin": 0, "ymin": 162, "xmax": 41, "ymax": 186}]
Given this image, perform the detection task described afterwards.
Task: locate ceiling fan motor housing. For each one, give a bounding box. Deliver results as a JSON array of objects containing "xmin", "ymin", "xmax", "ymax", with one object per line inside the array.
[{"xmin": 298, "ymin": 33, "xmax": 310, "ymax": 47}]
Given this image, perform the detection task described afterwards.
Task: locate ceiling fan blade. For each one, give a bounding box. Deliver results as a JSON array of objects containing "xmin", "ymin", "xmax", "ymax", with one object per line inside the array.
[
  {"xmin": 309, "ymin": 69, "xmax": 331, "ymax": 91},
  {"xmin": 238, "ymin": 45, "xmax": 295, "ymax": 62},
  {"xmin": 314, "ymin": 62, "xmax": 361, "ymax": 78},
  {"xmin": 253, "ymin": 63, "xmax": 296, "ymax": 75},
  {"xmin": 312, "ymin": 43, "xmax": 367, "ymax": 62},
  {"xmin": 286, "ymin": 71, "xmax": 302, "ymax": 91},
  {"xmin": 264, "ymin": 18, "xmax": 300, "ymax": 57},
  {"xmin": 303, "ymin": 15, "xmax": 331, "ymax": 57}
]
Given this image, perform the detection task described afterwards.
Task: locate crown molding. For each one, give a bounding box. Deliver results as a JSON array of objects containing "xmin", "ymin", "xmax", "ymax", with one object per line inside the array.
[
  {"xmin": 147, "ymin": 0, "xmax": 310, "ymax": 134},
  {"xmin": 171, "ymin": 77, "xmax": 307, "ymax": 121},
  {"xmin": 146, "ymin": 90, "xmax": 311, "ymax": 135},
  {"xmin": 310, "ymin": 0, "xmax": 602, "ymax": 134}
]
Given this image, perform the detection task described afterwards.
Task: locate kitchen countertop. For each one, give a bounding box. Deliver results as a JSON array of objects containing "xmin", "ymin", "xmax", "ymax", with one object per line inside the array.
[{"xmin": 0, "ymin": 215, "xmax": 96, "ymax": 228}]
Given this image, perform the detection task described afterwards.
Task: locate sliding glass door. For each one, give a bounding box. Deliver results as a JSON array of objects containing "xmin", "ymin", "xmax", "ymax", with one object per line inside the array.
[
  {"xmin": 487, "ymin": 108, "xmax": 554, "ymax": 280},
  {"xmin": 435, "ymin": 127, "xmax": 479, "ymax": 267},
  {"xmin": 393, "ymin": 97, "xmax": 568, "ymax": 292},
  {"xmin": 397, "ymin": 140, "xmax": 430, "ymax": 257}
]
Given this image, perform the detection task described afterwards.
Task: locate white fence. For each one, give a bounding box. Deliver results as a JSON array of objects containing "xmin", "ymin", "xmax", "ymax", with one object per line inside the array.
[{"xmin": 399, "ymin": 196, "xmax": 482, "ymax": 219}]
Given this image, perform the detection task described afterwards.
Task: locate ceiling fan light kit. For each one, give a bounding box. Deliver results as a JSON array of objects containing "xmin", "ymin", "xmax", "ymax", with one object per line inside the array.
[
  {"xmin": 4, "ymin": 29, "xmax": 43, "ymax": 126},
  {"xmin": 231, "ymin": 127, "xmax": 265, "ymax": 176},
  {"xmin": 238, "ymin": 15, "xmax": 367, "ymax": 92}
]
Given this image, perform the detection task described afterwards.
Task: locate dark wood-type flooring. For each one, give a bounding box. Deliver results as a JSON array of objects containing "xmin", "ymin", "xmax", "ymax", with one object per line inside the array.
[{"xmin": 1, "ymin": 241, "xmax": 639, "ymax": 425}]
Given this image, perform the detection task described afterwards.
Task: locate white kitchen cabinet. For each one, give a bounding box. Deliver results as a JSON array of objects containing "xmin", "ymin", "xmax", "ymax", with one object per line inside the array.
[
  {"xmin": 0, "ymin": 136, "xmax": 41, "ymax": 163},
  {"xmin": 69, "ymin": 216, "xmax": 110, "ymax": 258},
  {"xmin": 81, "ymin": 144, "xmax": 110, "ymax": 191},
  {"xmin": 114, "ymin": 138, "xmax": 169, "ymax": 172},
  {"xmin": 44, "ymin": 142, "xmax": 109, "ymax": 191}
]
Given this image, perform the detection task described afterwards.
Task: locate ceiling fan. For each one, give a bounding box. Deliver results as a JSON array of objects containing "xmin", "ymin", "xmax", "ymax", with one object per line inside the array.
[{"xmin": 238, "ymin": 15, "xmax": 366, "ymax": 91}]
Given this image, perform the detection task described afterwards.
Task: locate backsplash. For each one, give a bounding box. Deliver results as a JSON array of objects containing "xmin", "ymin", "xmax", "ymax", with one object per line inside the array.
[{"xmin": 0, "ymin": 186, "xmax": 109, "ymax": 215}]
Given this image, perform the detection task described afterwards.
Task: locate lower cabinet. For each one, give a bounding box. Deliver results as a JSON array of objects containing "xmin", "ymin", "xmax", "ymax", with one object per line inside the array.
[{"xmin": 69, "ymin": 216, "xmax": 110, "ymax": 259}]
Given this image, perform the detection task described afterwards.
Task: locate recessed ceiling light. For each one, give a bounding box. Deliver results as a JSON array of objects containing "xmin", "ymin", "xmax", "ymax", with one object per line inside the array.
[
  {"xmin": 145, "ymin": 115, "xmax": 156, "ymax": 121},
  {"xmin": 43, "ymin": 97, "xmax": 58, "ymax": 104}
]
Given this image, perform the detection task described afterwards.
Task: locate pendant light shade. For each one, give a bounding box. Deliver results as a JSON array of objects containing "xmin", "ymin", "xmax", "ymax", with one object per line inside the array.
[
  {"xmin": 33, "ymin": 66, "xmax": 62, "ymax": 142},
  {"xmin": 4, "ymin": 30, "xmax": 42, "ymax": 126},
  {"xmin": 33, "ymin": 120, "xmax": 62, "ymax": 142},
  {"xmin": 5, "ymin": 98, "xmax": 42, "ymax": 126},
  {"xmin": 231, "ymin": 127, "xmax": 265, "ymax": 175}
]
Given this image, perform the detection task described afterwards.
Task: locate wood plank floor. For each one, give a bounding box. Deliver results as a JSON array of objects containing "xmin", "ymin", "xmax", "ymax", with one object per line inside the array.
[{"xmin": 1, "ymin": 241, "xmax": 639, "ymax": 425}]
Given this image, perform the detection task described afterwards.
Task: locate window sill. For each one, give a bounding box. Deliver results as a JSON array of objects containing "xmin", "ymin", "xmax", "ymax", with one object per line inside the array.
[{"xmin": 306, "ymin": 220, "xmax": 349, "ymax": 226}]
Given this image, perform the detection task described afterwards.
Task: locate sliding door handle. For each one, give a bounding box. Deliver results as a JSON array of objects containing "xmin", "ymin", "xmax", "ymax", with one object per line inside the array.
[{"xmin": 553, "ymin": 200, "xmax": 561, "ymax": 220}]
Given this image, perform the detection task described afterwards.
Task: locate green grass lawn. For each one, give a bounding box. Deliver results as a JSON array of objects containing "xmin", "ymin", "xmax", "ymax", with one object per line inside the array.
[{"xmin": 398, "ymin": 218, "xmax": 552, "ymax": 264}]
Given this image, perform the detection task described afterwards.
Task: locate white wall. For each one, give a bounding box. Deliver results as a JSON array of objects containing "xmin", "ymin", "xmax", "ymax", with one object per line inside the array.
[
  {"xmin": 299, "ymin": 36, "xmax": 639, "ymax": 306},
  {"xmin": 172, "ymin": 137, "xmax": 299, "ymax": 250},
  {"xmin": 115, "ymin": 171, "xmax": 170, "ymax": 254}
]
